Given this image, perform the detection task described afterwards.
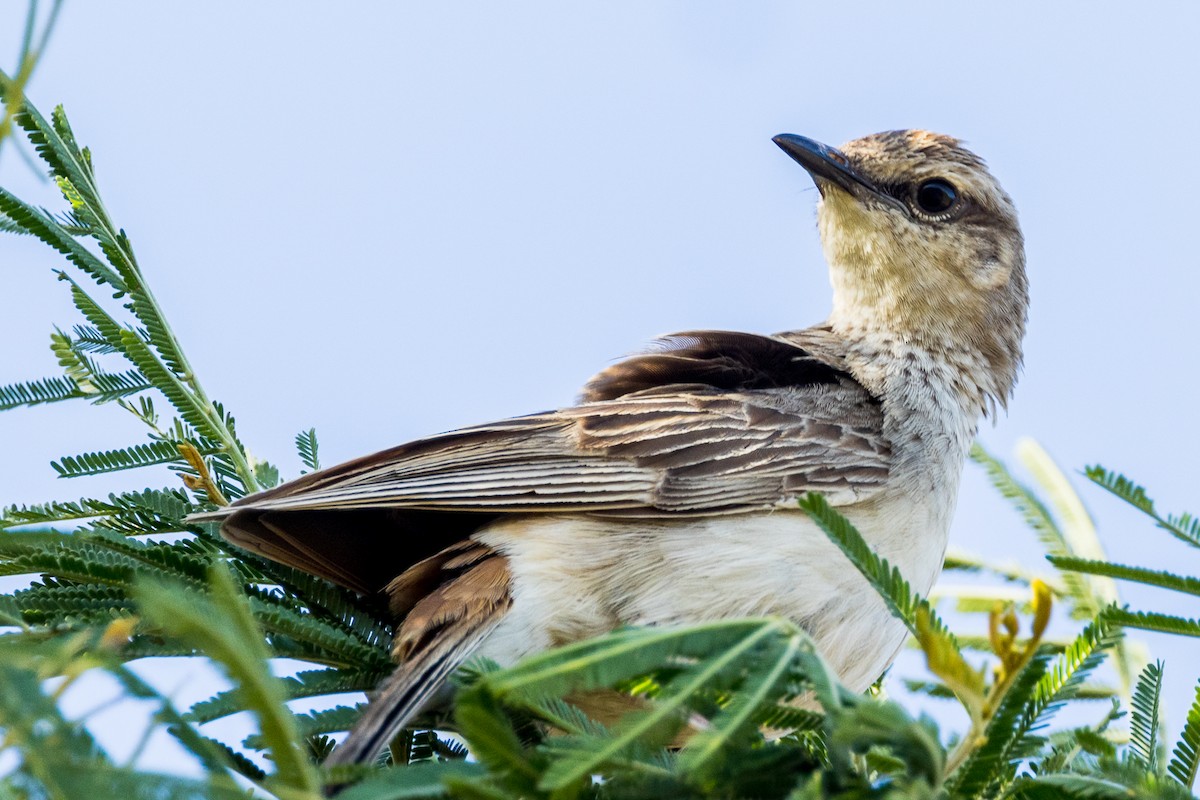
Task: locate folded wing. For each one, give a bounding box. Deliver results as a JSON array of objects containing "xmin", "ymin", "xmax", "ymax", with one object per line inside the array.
[{"xmin": 197, "ymin": 329, "xmax": 890, "ymax": 596}]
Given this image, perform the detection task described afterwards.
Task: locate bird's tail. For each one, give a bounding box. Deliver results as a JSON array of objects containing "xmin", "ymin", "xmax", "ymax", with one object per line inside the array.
[{"xmin": 326, "ymin": 546, "xmax": 512, "ymax": 769}]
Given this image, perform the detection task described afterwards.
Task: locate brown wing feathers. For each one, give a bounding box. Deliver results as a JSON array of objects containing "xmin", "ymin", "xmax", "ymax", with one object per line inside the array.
[
  {"xmin": 221, "ymin": 507, "xmax": 494, "ymax": 597},
  {"xmin": 200, "ymin": 329, "xmax": 889, "ymax": 766},
  {"xmin": 325, "ymin": 541, "xmax": 512, "ymax": 768},
  {"xmin": 579, "ymin": 330, "xmax": 847, "ymax": 402}
]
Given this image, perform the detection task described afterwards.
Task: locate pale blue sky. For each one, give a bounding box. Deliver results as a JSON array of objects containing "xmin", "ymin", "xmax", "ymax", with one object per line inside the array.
[{"xmin": 2, "ymin": 1, "xmax": 1198, "ymax": 774}]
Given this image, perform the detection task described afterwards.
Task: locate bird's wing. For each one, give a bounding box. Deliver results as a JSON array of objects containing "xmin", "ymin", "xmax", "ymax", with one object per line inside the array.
[
  {"xmin": 195, "ymin": 330, "xmax": 888, "ymax": 597},
  {"xmin": 200, "ymin": 330, "xmax": 889, "ymax": 519}
]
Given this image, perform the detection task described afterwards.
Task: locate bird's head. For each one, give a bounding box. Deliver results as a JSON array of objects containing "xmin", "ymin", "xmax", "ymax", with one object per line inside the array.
[{"xmin": 775, "ymin": 130, "xmax": 1027, "ymax": 412}]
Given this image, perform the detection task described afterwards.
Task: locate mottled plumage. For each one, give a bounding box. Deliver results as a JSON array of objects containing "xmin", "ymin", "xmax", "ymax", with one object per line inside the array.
[{"xmin": 193, "ymin": 128, "xmax": 1028, "ymax": 767}]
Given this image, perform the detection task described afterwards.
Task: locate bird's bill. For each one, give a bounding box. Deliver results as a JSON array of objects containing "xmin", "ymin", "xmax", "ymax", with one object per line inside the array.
[{"xmin": 773, "ymin": 133, "xmax": 902, "ymax": 211}]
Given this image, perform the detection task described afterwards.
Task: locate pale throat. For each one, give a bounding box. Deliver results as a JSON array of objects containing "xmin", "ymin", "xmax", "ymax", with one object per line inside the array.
[
  {"xmin": 819, "ymin": 201, "xmax": 988, "ymax": 346},
  {"xmin": 817, "ymin": 206, "xmax": 1009, "ymax": 416}
]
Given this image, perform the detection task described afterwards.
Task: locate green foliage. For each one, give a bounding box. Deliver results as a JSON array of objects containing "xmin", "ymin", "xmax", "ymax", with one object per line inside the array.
[
  {"xmin": 134, "ymin": 563, "xmax": 321, "ymax": 796},
  {"xmin": 1169, "ymin": 679, "xmax": 1200, "ymax": 789},
  {"xmin": 946, "ymin": 649, "xmax": 1052, "ymax": 797},
  {"xmin": 52, "ymin": 440, "xmax": 220, "ymax": 478},
  {"xmin": 297, "ymin": 427, "xmax": 322, "ymax": 473},
  {"xmin": 431, "ymin": 619, "xmax": 952, "ymax": 799},
  {"xmin": 0, "ymin": 70, "xmax": 261, "ymax": 505},
  {"xmin": 0, "ymin": 367, "xmax": 151, "ymax": 410},
  {"xmin": 1129, "ymin": 661, "xmax": 1165, "ymax": 772},
  {"xmin": 1085, "ymin": 466, "xmax": 1200, "ymax": 549},
  {"xmin": 2, "ymin": 75, "xmax": 1199, "ymax": 800},
  {"xmin": 799, "ymin": 492, "xmax": 954, "ymax": 642},
  {"xmin": 0, "ymin": 78, "xmax": 394, "ymax": 785},
  {"xmin": 1049, "ymin": 557, "xmax": 1200, "ymax": 599},
  {"xmin": 971, "ymin": 443, "xmax": 1107, "ymax": 620}
]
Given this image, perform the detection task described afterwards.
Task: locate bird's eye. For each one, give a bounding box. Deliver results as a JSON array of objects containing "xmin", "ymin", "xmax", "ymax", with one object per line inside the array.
[{"xmin": 914, "ymin": 179, "xmax": 959, "ymax": 216}]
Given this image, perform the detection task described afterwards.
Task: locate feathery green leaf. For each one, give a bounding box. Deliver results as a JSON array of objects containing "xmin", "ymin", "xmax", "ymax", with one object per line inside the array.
[
  {"xmin": 1086, "ymin": 465, "xmax": 1200, "ymax": 549},
  {"xmin": 0, "ymin": 368, "xmax": 149, "ymax": 410},
  {"xmin": 133, "ymin": 564, "xmax": 320, "ymax": 796},
  {"xmin": 335, "ymin": 761, "xmax": 487, "ymax": 800},
  {"xmin": 70, "ymin": 322, "xmax": 138, "ymax": 354},
  {"xmin": 297, "ymin": 427, "xmax": 321, "ymax": 472},
  {"xmin": 51, "ymin": 440, "xmax": 214, "ymax": 478},
  {"xmin": 1050, "ymin": 556, "xmax": 1200, "ymax": 598},
  {"xmin": 972, "ymin": 444, "xmax": 1100, "ymax": 618},
  {"xmin": 10, "ymin": 100, "xmax": 100, "ymax": 208},
  {"xmin": 1107, "ymin": 609, "xmax": 1200, "ymax": 639},
  {"xmin": 799, "ymin": 492, "xmax": 954, "ymax": 641},
  {"xmin": 1167, "ymin": 677, "xmax": 1200, "ymax": 788},
  {"xmin": 948, "ymin": 649, "xmax": 1053, "ymax": 796},
  {"xmin": 244, "ymin": 704, "xmax": 366, "ymax": 751},
  {"xmin": 188, "ymin": 668, "xmax": 383, "ymax": 724},
  {"xmin": 1010, "ymin": 615, "xmax": 1120, "ymax": 762},
  {"xmin": 1129, "ymin": 661, "xmax": 1164, "ymax": 772},
  {"xmin": 0, "ymin": 186, "xmax": 126, "ymax": 292}
]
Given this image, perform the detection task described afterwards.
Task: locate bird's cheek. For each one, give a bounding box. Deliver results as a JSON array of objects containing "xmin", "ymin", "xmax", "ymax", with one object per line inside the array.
[
  {"xmin": 970, "ymin": 258, "xmax": 1012, "ymax": 290},
  {"xmin": 966, "ymin": 239, "xmax": 1018, "ymax": 290}
]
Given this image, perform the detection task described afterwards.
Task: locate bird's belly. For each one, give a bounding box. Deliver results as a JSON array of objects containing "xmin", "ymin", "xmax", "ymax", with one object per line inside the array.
[{"xmin": 472, "ymin": 501, "xmax": 948, "ymax": 692}]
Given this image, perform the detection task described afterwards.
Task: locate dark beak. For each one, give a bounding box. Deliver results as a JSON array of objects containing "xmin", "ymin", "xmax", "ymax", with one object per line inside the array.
[{"xmin": 773, "ymin": 134, "xmax": 899, "ymax": 209}]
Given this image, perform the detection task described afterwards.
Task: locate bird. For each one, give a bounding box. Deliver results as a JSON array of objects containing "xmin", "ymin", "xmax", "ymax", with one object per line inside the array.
[{"xmin": 194, "ymin": 129, "xmax": 1027, "ymax": 766}]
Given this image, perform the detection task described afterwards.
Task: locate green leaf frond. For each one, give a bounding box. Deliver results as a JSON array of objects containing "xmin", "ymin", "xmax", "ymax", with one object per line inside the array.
[
  {"xmin": 243, "ymin": 704, "xmax": 366, "ymax": 751},
  {"xmin": 799, "ymin": 492, "xmax": 954, "ymax": 642},
  {"xmin": 947, "ymin": 649, "xmax": 1053, "ymax": 796},
  {"xmin": 70, "ymin": 322, "xmax": 144, "ymax": 354},
  {"xmin": 455, "ymin": 617, "xmax": 869, "ymax": 794},
  {"xmin": 0, "ymin": 208, "xmax": 21, "ymax": 232},
  {"xmin": 0, "ymin": 186, "xmax": 127, "ymax": 293},
  {"xmin": 483, "ymin": 617, "xmax": 834, "ymax": 710},
  {"xmin": 52, "ymin": 440, "xmax": 218, "ymax": 478},
  {"xmin": 755, "ymin": 701, "xmax": 825, "ymax": 732},
  {"xmin": 0, "ymin": 91, "xmax": 263, "ymax": 495},
  {"xmin": 676, "ymin": 627, "xmax": 808, "ymax": 772},
  {"xmin": 0, "ymin": 664, "xmax": 106, "ymax": 795},
  {"xmin": 48, "ymin": 327, "xmax": 154, "ymax": 403},
  {"xmin": 1033, "ymin": 701, "xmax": 1123, "ymax": 776},
  {"xmin": 944, "ymin": 547, "xmax": 1062, "ymax": 592},
  {"xmin": 1009, "ymin": 615, "xmax": 1121, "ymax": 761},
  {"xmin": 403, "ymin": 729, "xmax": 470, "ymax": 764},
  {"xmin": 170, "ymin": 730, "xmax": 269, "ymax": 784},
  {"xmin": 1106, "ymin": 609, "xmax": 1200, "ymax": 639},
  {"xmin": 333, "ymin": 761, "xmax": 485, "ymax": 800},
  {"xmin": 187, "ymin": 668, "xmax": 384, "ymax": 724},
  {"xmin": 1004, "ymin": 770, "xmax": 1187, "ymax": 800},
  {"xmin": 1129, "ymin": 661, "xmax": 1164, "ymax": 772},
  {"xmin": 1050, "ymin": 556, "xmax": 1200, "ymax": 599},
  {"xmin": 972, "ymin": 444, "xmax": 1102, "ymax": 619},
  {"xmin": 11, "ymin": 580, "xmax": 133, "ymax": 627},
  {"xmin": 246, "ymin": 595, "xmax": 394, "ymax": 671},
  {"xmin": 0, "ymin": 368, "xmax": 150, "ymax": 411},
  {"xmin": 0, "ymin": 527, "xmax": 394, "ymax": 671},
  {"xmin": 2, "ymin": 487, "xmax": 192, "ymax": 531},
  {"xmin": 253, "ymin": 459, "xmax": 280, "ymax": 489},
  {"xmin": 1087, "ymin": 465, "xmax": 1200, "ymax": 550},
  {"xmin": 296, "ymin": 427, "xmax": 321, "ymax": 473},
  {"xmin": 229, "ymin": 553, "xmax": 392, "ymax": 651},
  {"xmin": 0, "ymin": 528, "xmax": 211, "ymax": 590},
  {"xmin": 7, "ymin": 99, "xmax": 101, "ymax": 210},
  {"xmin": 133, "ymin": 564, "xmax": 321, "ymax": 795},
  {"xmin": 1167, "ymin": 677, "xmax": 1200, "ymax": 789}
]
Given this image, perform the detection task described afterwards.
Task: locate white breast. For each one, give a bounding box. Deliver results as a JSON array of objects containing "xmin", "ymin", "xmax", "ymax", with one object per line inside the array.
[
  {"xmin": 474, "ymin": 344, "xmax": 979, "ymax": 692},
  {"xmin": 474, "ymin": 483, "xmax": 953, "ymax": 692}
]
